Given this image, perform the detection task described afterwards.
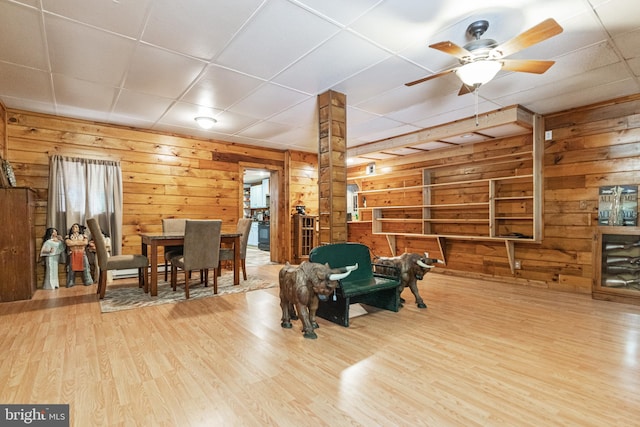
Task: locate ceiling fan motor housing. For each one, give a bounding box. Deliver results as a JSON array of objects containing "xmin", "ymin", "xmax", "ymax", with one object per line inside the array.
[
  {"xmin": 463, "ymin": 20, "xmax": 498, "ymax": 62},
  {"xmin": 466, "ymin": 20, "xmax": 490, "ymax": 39}
]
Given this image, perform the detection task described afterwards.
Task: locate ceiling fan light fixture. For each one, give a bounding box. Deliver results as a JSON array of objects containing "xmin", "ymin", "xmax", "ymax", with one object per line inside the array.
[
  {"xmin": 456, "ymin": 60, "xmax": 502, "ymax": 87},
  {"xmin": 195, "ymin": 116, "xmax": 217, "ymax": 129}
]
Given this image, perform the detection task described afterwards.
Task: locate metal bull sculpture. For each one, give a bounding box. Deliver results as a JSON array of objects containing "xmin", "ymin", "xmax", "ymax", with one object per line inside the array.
[
  {"xmin": 374, "ymin": 252, "xmax": 444, "ymax": 309},
  {"xmin": 279, "ymin": 261, "xmax": 358, "ymax": 339}
]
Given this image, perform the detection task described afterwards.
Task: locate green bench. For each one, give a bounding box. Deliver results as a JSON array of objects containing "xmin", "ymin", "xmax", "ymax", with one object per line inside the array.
[{"xmin": 309, "ymin": 242, "xmax": 401, "ymax": 327}]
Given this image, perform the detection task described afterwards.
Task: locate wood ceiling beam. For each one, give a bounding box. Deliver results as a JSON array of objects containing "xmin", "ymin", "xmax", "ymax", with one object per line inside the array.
[{"xmin": 348, "ymin": 105, "xmax": 533, "ymax": 158}]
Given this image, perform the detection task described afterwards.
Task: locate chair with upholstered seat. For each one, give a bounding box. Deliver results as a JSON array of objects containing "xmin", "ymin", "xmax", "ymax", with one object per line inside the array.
[
  {"xmin": 162, "ymin": 218, "xmax": 186, "ymax": 281},
  {"xmin": 219, "ymin": 218, "xmax": 253, "ymax": 281},
  {"xmin": 170, "ymin": 220, "xmax": 222, "ymax": 299},
  {"xmin": 87, "ymin": 218, "xmax": 149, "ymax": 299}
]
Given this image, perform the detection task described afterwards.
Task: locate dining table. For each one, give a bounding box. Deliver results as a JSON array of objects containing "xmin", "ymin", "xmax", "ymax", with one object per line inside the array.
[{"xmin": 140, "ymin": 232, "xmax": 241, "ymax": 296}]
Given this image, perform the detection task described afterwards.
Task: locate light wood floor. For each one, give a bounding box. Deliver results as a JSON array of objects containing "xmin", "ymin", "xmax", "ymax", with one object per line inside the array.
[{"xmin": 1, "ymin": 264, "xmax": 639, "ymax": 426}]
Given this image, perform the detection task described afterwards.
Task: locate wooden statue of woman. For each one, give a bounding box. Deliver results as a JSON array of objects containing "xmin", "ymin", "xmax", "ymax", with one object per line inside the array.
[{"xmin": 39, "ymin": 227, "xmax": 65, "ymax": 289}]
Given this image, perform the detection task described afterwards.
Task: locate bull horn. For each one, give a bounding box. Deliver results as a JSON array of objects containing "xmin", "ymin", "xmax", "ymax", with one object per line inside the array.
[
  {"xmin": 329, "ymin": 263, "xmax": 358, "ymax": 281},
  {"xmin": 417, "ymin": 259, "xmax": 436, "ymax": 268}
]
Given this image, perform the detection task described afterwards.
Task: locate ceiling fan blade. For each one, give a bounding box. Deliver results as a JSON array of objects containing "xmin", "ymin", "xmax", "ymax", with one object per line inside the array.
[
  {"xmin": 458, "ymin": 84, "xmax": 474, "ymax": 96},
  {"xmin": 490, "ymin": 18, "xmax": 563, "ymax": 59},
  {"xmin": 405, "ymin": 68, "xmax": 457, "ymax": 87},
  {"xmin": 429, "ymin": 41, "xmax": 472, "ymax": 60},
  {"xmin": 501, "ymin": 59, "xmax": 555, "ymax": 74}
]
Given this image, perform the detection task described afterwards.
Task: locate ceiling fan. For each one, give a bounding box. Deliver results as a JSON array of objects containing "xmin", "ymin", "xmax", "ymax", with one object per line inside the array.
[{"xmin": 405, "ymin": 18, "xmax": 564, "ymax": 95}]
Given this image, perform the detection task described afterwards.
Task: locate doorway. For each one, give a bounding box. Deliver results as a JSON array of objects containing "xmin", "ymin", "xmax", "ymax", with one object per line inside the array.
[{"xmin": 243, "ymin": 168, "xmax": 271, "ymax": 265}]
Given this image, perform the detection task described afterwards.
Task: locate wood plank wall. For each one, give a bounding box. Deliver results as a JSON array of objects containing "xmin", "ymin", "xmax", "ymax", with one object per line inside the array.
[
  {"xmin": 4, "ymin": 109, "xmax": 318, "ymax": 286},
  {"xmin": 348, "ymin": 94, "xmax": 640, "ymax": 294}
]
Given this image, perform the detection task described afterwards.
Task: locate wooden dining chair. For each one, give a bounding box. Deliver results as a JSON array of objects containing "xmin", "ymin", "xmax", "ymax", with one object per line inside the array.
[
  {"xmin": 219, "ymin": 218, "xmax": 253, "ymax": 281},
  {"xmin": 170, "ymin": 220, "xmax": 222, "ymax": 299},
  {"xmin": 162, "ymin": 218, "xmax": 187, "ymax": 281},
  {"xmin": 87, "ymin": 218, "xmax": 149, "ymax": 299}
]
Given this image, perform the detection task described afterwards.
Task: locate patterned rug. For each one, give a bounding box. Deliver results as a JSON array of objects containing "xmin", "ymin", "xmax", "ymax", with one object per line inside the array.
[{"xmin": 99, "ymin": 273, "xmax": 277, "ymax": 313}]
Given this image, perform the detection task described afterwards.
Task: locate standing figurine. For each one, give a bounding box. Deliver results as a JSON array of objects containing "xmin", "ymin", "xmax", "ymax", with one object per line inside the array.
[
  {"xmin": 65, "ymin": 223, "xmax": 93, "ymax": 287},
  {"xmin": 608, "ymin": 185, "xmax": 624, "ymax": 226},
  {"xmin": 39, "ymin": 227, "xmax": 65, "ymax": 289}
]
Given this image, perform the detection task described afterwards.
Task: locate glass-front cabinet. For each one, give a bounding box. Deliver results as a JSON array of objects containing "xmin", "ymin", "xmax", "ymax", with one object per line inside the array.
[{"xmin": 593, "ymin": 226, "xmax": 640, "ymax": 306}]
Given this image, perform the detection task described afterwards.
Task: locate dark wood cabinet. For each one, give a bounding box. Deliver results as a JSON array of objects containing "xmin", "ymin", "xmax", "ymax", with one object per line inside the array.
[
  {"xmin": 0, "ymin": 188, "xmax": 37, "ymax": 302},
  {"xmin": 593, "ymin": 226, "xmax": 640, "ymax": 306},
  {"xmin": 293, "ymin": 214, "xmax": 318, "ymax": 264}
]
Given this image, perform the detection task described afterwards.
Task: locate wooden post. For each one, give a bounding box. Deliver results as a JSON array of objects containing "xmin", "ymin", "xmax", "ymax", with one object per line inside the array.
[{"xmin": 317, "ymin": 90, "xmax": 347, "ymax": 244}]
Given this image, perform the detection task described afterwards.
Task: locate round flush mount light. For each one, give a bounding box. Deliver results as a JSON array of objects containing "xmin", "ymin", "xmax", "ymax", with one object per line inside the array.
[{"xmin": 194, "ymin": 116, "xmax": 217, "ymax": 129}]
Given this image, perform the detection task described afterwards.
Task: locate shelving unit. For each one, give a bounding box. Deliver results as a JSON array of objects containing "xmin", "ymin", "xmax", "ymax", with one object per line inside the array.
[
  {"xmin": 243, "ymin": 186, "xmax": 251, "ymax": 218},
  {"xmin": 592, "ymin": 226, "xmax": 640, "ymax": 306},
  {"xmin": 350, "ymin": 110, "xmax": 543, "ymax": 274},
  {"xmin": 293, "ymin": 214, "xmax": 318, "ymax": 263}
]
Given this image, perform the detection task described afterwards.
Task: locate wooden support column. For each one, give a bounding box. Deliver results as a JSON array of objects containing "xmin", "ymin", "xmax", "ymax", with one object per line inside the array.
[{"xmin": 317, "ymin": 90, "xmax": 347, "ymax": 244}]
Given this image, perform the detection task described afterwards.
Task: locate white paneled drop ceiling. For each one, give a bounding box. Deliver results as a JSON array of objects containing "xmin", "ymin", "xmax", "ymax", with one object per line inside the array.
[{"xmin": 0, "ymin": 0, "xmax": 638, "ymax": 163}]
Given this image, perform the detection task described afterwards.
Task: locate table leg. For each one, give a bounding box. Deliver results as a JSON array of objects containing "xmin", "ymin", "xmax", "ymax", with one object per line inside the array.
[
  {"xmin": 150, "ymin": 243, "xmax": 158, "ymax": 296},
  {"xmin": 141, "ymin": 241, "xmax": 149, "ymax": 293},
  {"xmin": 234, "ymin": 235, "xmax": 240, "ymax": 286}
]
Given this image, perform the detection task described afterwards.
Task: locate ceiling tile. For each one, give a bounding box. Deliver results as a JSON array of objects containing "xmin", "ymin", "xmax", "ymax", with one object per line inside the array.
[
  {"xmin": 111, "ymin": 89, "xmax": 175, "ymax": 122},
  {"xmin": 614, "ymin": 28, "xmax": 640, "ymax": 58},
  {"xmin": 238, "ymin": 121, "xmax": 294, "ymax": 139},
  {"xmin": 272, "ymin": 30, "xmax": 391, "ymax": 94},
  {"xmin": 268, "ymin": 97, "xmax": 318, "ymax": 126},
  {"xmin": 158, "ymin": 101, "xmax": 223, "ymax": 129},
  {"xmin": 595, "ymin": 0, "xmax": 640, "ymax": 36},
  {"xmin": 123, "ymin": 43, "xmax": 207, "ymax": 98},
  {"xmin": 45, "ymin": 15, "xmax": 137, "ymax": 86},
  {"xmin": 0, "ymin": 62, "xmax": 53, "ymax": 102},
  {"xmin": 349, "ymin": 116, "xmax": 410, "ymax": 140},
  {"xmin": 197, "ymin": 109, "xmax": 260, "ymax": 135},
  {"xmin": 526, "ymin": 78, "xmax": 636, "ymax": 114},
  {"xmin": 227, "ymin": 83, "xmax": 309, "ymax": 119},
  {"xmin": 141, "ymin": 0, "xmax": 263, "ymax": 60},
  {"xmin": 42, "ymin": 0, "xmax": 151, "ymax": 38},
  {"xmin": 181, "ymin": 65, "xmax": 264, "ymax": 110},
  {"xmin": 275, "ymin": 126, "xmax": 319, "ymax": 150},
  {"xmin": 332, "ymin": 56, "xmax": 433, "ymax": 105},
  {"xmin": 53, "ymin": 75, "xmax": 117, "ymax": 113},
  {"xmin": 0, "ymin": 2, "xmax": 48, "ymax": 69},
  {"xmin": 295, "ymin": 0, "xmax": 380, "ymax": 26},
  {"xmin": 216, "ymin": 0, "xmax": 340, "ymax": 79},
  {"xmin": 348, "ymin": 0, "xmax": 444, "ymax": 52}
]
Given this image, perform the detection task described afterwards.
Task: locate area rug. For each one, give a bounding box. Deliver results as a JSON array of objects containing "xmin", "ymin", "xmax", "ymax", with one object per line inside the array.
[{"xmin": 100, "ymin": 273, "xmax": 276, "ymax": 313}]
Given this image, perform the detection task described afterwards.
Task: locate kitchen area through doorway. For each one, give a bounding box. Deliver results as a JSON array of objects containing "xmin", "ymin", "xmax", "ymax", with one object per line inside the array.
[{"xmin": 243, "ymin": 168, "xmax": 271, "ymax": 262}]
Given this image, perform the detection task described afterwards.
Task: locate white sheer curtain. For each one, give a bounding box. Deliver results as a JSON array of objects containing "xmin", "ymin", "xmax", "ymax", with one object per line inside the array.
[{"xmin": 47, "ymin": 155, "xmax": 123, "ymax": 255}]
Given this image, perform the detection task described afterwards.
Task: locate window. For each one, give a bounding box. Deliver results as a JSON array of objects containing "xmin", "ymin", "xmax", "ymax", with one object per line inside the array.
[{"xmin": 47, "ymin": 156, "xmax": 123, "ymax": 255}]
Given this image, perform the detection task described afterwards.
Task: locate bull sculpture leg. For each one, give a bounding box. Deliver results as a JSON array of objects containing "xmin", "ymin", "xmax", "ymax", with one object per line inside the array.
[
  {"xmin": 280, "ymin": 296, "xmax": 319, "ymax": 339},
  {"xmin": 295, "ymin": 297, "xmax": 319, "ymax": 339},
  {"xmin": 405, "ymin": 278, "xmax": 427, "ymax": 309},
  {"xmin": 280, "ymin": 297, "xmax": 294, "ymax": 329}
]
